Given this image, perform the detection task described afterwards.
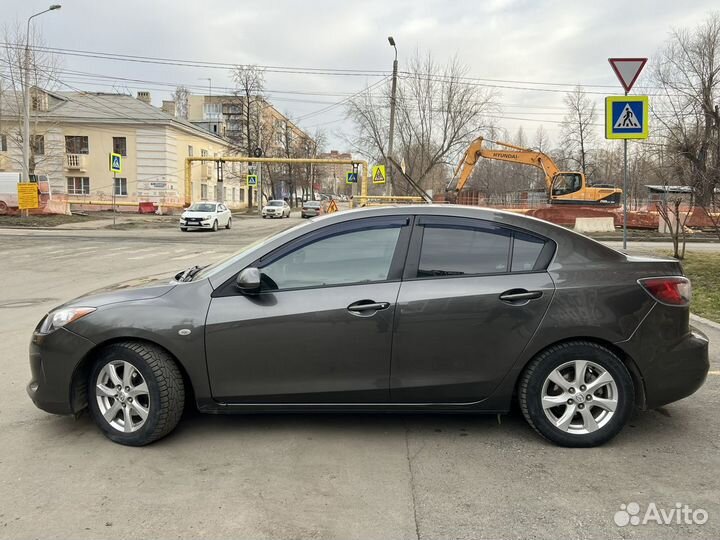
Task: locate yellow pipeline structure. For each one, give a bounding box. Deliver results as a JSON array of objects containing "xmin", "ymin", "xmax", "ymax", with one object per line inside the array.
[{"xmin": 184, "ymin": 156, "xmax": 369, "ymax": 207}]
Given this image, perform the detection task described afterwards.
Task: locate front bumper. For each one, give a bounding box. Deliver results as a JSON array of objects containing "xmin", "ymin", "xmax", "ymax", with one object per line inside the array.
[
  {"xmin": 262, "ymin": 211, "xmax": 283, "ymax": 218},
  {"xmin": 180, "ymin": 220, "xmax": 213, "ymax": 228},
  {"xmin": 27, "ymin": 328, "xmax": 96, "ymax": 415}
]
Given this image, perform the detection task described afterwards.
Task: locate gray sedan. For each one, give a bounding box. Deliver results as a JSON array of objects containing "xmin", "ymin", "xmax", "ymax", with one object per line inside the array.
[{"xmin": 27, "ymin": 206, "xmax": 709, "ymax": 447}]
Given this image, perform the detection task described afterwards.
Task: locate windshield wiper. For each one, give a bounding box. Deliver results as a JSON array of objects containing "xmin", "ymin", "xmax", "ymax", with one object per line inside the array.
[{"xmin": 177, "ymin": 265, "xmax": 206, "ymax": 282}]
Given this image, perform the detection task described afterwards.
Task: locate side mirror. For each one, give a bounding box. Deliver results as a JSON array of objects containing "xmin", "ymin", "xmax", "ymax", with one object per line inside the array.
[{"xmin": 236, "ymin": 267, "xmax": 261, "ymax": 295}]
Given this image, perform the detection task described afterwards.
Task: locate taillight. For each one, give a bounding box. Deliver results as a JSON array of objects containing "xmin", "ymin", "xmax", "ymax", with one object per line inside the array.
[{"xmin": 638, "ymin": 277, "xmax": 691, "ymax": 306}]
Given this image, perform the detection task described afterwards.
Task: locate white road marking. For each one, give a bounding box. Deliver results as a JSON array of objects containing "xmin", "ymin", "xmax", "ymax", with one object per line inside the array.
[{"xmin": 127, "ymin": 252, "xmax": 170, "ymax": 260}]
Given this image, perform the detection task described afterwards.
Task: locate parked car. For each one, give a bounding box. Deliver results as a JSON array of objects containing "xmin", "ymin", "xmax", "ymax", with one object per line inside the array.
[
  {"xmin": 27, "ymin": 206, "xmax": 708, "ymax": 447},
  {"xmin": 179, "ymin": 202, "xmax": 232, "ymax": 232},
  {"xmin": 262, "ymin": 199, "xmax": 291, "ymax": 219},
  {"xmin": 301, "ymin": 200, "xmax": 324, "ymax": 219}
]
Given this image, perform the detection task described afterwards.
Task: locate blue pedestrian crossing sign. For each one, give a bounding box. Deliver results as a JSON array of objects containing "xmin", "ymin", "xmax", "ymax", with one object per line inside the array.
[
  {"xmin": 346, "ymin": 171, "xmax": 358, "ymax": 184},
  {"xmin": 605, "ymin": 96, "xmax": 649, "ymax": 139},
  {"xmin": 109, "ymin": 152, "xmax": 122, "ymax": 173},
  {"xmin": 246, "ymin": 174, "xmax": 258, "ymax": 187}
]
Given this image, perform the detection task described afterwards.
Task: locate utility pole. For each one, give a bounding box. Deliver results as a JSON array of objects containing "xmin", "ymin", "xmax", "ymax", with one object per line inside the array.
[
  {"xmin": 22, "ymin": 5, "xmax": 61, "ymax": 217},
  {"xmin": 387, "ymin": 36, "xmax": 398, "ymax": 197}
]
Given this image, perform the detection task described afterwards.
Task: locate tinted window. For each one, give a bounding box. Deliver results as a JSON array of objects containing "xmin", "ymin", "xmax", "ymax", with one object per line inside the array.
[
  {"xmin": 269, "ymin": 201, "xmax": 284, "ymax": 206},
  {"xmin": 512, "ymin": 232, "xmax": 546, "ymax": 272},
  {"xmin": 261, "ymin": 227, "xmax": 401, "ymax": 289},
  {"xmin": 188, "ymin": 203, "xmax": 216, "ymax": 212},
  {"xmin": 418, "ymin": 226, "xmax": 511, "ymax": 277}
]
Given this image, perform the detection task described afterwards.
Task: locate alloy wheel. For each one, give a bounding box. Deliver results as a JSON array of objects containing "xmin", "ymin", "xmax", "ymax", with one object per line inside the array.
[
  {"xmin": 541, "ymin": 360, "xmax": 618, "ymax": 434},
  {"xmin": 95, "ymin": 360, "xmax": 150, "ymax": 433}
]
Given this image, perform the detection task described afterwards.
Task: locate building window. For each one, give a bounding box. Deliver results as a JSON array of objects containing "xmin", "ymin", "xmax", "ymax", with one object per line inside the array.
[
  {"xmin": 65, "ymin": 136, "xmax": 89, "ymax": 154},
  {"xmin": 66, "ymin": 177, "xmax": 90, "ymax": 195},
  {"xmin": 188, "ymin": 145, "xmax": 194, "ymax": 157},
  {"xmin": 1, "ymin": 134, "xmax": 7, "ymax": 152},
  {"xmin": 203, "ymin": 103, "xmax": 222, "ymax": 120},
  {"xmin": 114, "ymin": 177, "xmax": 128, "ymax": 196},
  {"xmin": 113, "ymin": 137, "xmax": 127, "ymax": 156},
  {"xmin": 201, "ymin": 149, "xmax": 209, "ymax": 157},
  {"xmin": 238, "ymin": 188, "xmax": 245, "ymax": 203},
  {"xmin": 31, "ymin": 135, "xmax": 44, "ymax": 155},
  {"xmin": 200, "ymin": 183, "xmax": 208, "ymax": 199}
]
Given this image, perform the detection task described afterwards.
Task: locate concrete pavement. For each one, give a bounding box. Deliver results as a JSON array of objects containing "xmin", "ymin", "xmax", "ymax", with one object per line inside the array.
[{"xmin": 0, "ymin": 222, "xmax": 718, "ymax": 539}]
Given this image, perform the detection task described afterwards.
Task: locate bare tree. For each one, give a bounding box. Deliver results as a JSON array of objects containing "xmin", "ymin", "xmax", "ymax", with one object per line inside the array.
[
  {"xmin": 346, "ymin": 52, "xmax": 496, "ymax": 195},
  {"xmin": 652, "ymin": 12, "xmax": 720, "ymax": 207},
  {"xmin": 231, "ymin": 65, "xmax": 265, "ymax": 208},
  {"xmin": 1, "ymin": 23, "xmax": 62, "ymax": 180},
  {"xmin": 560, "ymin": 86, "xmax": 597, "ymax": 180},
  {"xmin": 173, "ymin": 85, "xmax": 189, "ymax": 119}
]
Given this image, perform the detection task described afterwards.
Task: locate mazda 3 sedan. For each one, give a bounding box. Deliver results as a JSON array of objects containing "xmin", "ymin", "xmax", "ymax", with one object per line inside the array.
[{"xmin": 27, "ymin": 206, "xmax": 709, "ymax": 447}]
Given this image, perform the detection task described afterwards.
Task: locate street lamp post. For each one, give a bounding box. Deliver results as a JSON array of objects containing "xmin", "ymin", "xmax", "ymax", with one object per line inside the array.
[
  {"xmin": 387, "ymin": 36, "xmax": 398, "ymax": 197},
  {"xmin": 23, "ymin": 5, "xmax": 61, "ymax": 191}
]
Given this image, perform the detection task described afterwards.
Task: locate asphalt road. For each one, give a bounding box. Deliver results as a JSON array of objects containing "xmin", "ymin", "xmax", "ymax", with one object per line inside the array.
[{"xmin": 1, "ymin": 218, "xmax": 719, "ymax": 540}]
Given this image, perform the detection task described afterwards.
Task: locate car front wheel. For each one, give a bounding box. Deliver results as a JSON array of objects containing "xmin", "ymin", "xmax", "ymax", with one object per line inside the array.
[
  {"xmin": 87, "ymin": 342, "xmax": 185, "ymax": 446},
  {"xmin": 518, "ymin": 341, "xmax": 634, "ymax": 447},
  {"xmin": 180, "ymin": 227, "xmax": 187, "ymax": 232},
  {"xmin": 212, "ymin": 220, "xmax": 218, "ymax": 231}
]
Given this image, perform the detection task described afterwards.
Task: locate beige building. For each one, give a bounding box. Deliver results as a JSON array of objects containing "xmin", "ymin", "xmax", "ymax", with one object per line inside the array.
[{"xmin": 0, "ymin": 89, "xmax": 249, "ymax": 210}]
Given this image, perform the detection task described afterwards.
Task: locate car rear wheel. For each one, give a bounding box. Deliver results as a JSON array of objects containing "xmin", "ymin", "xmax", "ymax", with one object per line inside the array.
[
  {"xmin": 87, "ymin": 342, "xmax": 185, "ymax": 446},
  {"xmin": 518, "ymin": 341, "xmax": 634, "ymax": 447},
  {"xmin": 226, "ymin": 217, "xmax": 232, "ymax": 229}
]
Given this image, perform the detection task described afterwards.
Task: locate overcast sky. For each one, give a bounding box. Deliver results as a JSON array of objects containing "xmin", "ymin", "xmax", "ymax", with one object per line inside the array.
[{"xmin": 5, "ymin": 0, "xmax": 718, "ymax": 151}]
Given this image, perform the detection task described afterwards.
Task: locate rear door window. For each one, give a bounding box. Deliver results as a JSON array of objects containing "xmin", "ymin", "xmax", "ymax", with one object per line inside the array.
[
  {"xmin": 418, "ymin": 225, "xmax": 511, "ymax": 277},
  {"xmin": 412, "ymin": 217, "xmax": 551, "ymax": 278}
]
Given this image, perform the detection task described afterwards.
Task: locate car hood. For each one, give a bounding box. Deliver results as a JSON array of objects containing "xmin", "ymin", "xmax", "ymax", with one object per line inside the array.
[
  {"xmin": 182, "ymin": 211, "xmax": 214, "ymax": 218},
  {"xmin": 58, "ymin": 275, "xmax": 176, "ymax": 309}
]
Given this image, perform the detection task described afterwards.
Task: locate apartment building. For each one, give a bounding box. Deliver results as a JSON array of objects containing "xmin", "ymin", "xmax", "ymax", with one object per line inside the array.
[{"xmin": 0, "ymin": 89, "xmax": 247, "ymax": 209}]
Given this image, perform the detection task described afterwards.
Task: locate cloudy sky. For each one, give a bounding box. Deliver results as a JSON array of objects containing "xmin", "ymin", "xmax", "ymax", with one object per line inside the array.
[{"xmin": 4, "ymin": 0, "xmax": 718, "ymax": 151}]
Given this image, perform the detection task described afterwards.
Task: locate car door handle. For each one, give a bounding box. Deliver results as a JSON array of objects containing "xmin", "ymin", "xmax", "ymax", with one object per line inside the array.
[
  {"xmin": 347, "ymin": 301, "xmax": 390, "ymax": 313},
  {"xmin": 499, "ymin": 289, "xmax": 543, "ymax": 303}
]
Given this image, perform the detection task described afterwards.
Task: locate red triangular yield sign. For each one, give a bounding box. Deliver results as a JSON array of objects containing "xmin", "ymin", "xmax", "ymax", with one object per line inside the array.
[{"xmin": 608, "ymin": 58, "xmax": 647, "ymax": 92}]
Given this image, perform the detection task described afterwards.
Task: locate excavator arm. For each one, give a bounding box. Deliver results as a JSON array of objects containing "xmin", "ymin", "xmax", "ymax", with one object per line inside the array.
[{"xmin": 446, "ymin": 136, "xmax": 560, "ymax": 194}]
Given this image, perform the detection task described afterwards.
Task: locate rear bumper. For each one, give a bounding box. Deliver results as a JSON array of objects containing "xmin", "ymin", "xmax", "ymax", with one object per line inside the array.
[
  {"xmin": 27, "ymin": 328, "xmax": 96, "ymax": 415},
  {"xmin": 641, "ymin": 327, "xmax": 709, "ymax": 409}
]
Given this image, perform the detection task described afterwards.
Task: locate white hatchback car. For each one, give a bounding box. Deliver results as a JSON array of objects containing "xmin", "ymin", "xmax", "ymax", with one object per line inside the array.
[
  {"xmin": 262, "ymin": 200, "xmax": 291, "ymax": 219},
  {"xmin": 179, "ymin": 202, "xmax": 232, "ymax": 232}
]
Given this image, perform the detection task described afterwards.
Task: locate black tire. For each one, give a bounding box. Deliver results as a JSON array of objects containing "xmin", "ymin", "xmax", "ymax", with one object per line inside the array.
[
  {"xmin": 212, "ymin": 220, "xmax": 218, "ymax": 232},
  {"xmin": 518, "ymin": 341, "xmax": 634, "ymax": 447},
  {"xmin": 226, "ymin": 217, "xmax": 232, "ymax": 229},
  {"xmin": 180, "ymin": 227, "xmax": 187, "ymax": 232},
  {"xmin": 0, "ymin": 201, "xmax": 8, "ymax": 215},
  {"xmin": 87, "ymin": 342, "xmax": 185, "ymax": 446},
  {"xmin": 262, "ymin": 215, "xmax": 267, "ymax": 219}
]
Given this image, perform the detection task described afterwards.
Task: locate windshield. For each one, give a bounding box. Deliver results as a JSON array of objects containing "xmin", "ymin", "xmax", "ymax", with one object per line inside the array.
[
  {"xmin": 191, "ymin": 220, "xmax": 312, "ymax": 281},
  {"xmin": 303, "ymin": 201, "xmax": 320, "ymax": 208},
  {"xmin": 188, "ymin": 203, "xmax": 217, "ymax": 212},
  {"xmin": 268, "ymin": 201, "xmax": 284, "ymax": 206}
]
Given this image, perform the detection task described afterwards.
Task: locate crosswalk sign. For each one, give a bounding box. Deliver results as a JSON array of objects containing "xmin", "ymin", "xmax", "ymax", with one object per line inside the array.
[
  {"xmin": 247, "ymin": 174, "xmax": 258, "ymax": 187},
  {"xmin": 346, "ymin": 171, "xmax": 358, "ymax": 184},
  {"xmin": 372, "ymin": 165, "xmax": 386, "ymax": 184},
  {"xmin": 605, "ymin": 96, "xmax": 649, "ymax": 139},
  {"xmin": 109, "ymin": 152, "xmax": 122, "ymax": 173}
]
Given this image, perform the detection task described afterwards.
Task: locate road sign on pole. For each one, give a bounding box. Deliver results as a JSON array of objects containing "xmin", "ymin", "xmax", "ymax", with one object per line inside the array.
[
  {"xmin": 109, "ymin": 152, "xmax": 122, "ymax": 174},
  {"xmin": 608, "ymin": 58, "xmax": 647, "ymax": 93},
  {"xmin": 247, "ymin": 174, "xmax": 258, "ymax": 187},
  {"xmin": 346, "ymin": 172, "xmax": 358, "ymax": 184},
  {"xmin": 605, "ymin": 96, "xmax": 649, "ymax": 139},
  {"xmin": 372, "ymin": 165, "xmax": 386, "ymax": 184}
]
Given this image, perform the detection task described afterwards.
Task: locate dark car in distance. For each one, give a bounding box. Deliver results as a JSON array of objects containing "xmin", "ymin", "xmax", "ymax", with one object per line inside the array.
[{"xmin": 27, "ymin": 206, "xmax": 709, "ymax": 447}]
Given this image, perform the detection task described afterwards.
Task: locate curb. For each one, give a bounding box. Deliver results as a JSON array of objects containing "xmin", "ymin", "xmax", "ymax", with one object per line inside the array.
[{"xmin": 690, "ymin": 313, "xmax": 720, "ymax": 331}]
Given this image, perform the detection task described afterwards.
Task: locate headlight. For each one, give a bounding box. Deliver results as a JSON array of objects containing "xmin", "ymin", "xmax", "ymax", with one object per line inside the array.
[{"xmin": 39, "ymin": 307, "xmax": 96, "ymax": 334}]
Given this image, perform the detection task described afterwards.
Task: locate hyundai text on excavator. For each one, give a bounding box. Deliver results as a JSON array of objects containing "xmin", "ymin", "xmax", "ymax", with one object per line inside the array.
[{"xmin": 446, "ymin": 136, "xmax": 622, "ymax": 205}]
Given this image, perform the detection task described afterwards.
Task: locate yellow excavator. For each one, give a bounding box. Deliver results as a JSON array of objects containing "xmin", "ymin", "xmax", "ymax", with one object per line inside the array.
[{"xmin": 446, "ymin": 136, "xmax": 622, "ymax": 205}]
